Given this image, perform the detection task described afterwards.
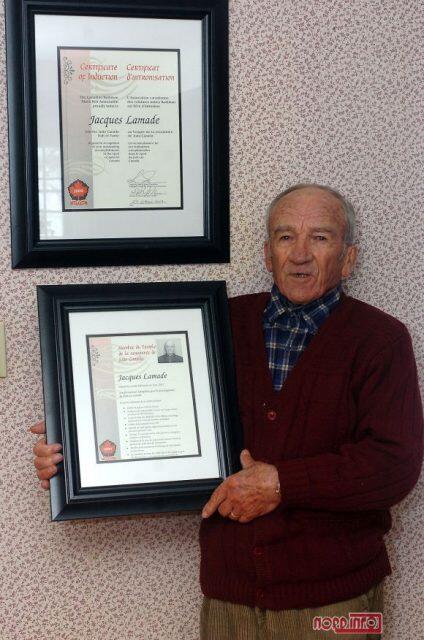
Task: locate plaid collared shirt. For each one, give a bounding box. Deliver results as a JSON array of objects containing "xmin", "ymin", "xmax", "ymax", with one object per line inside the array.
[{"xmin": 263, "ymin": 284, "xmax": 342, "ymax": 391}]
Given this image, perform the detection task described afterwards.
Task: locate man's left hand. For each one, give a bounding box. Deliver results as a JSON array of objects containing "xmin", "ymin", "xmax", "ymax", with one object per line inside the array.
[{"xmin": 201, "ymin": 450, "xmax": 281, "ymax": 523}]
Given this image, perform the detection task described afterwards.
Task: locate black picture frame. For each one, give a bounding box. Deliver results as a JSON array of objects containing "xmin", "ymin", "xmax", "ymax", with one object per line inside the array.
[
  {"xmin": 37, "ymin": 281, "xmax": 242, "ymax": 521},
  {"xmin": 6, "ymin": 0, "xmax": 229, "ymax": 267}
]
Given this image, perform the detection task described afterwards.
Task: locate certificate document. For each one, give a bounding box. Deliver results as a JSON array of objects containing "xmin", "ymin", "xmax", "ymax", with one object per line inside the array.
[
  {"xmin": 87, "ymin": 332, "xmax": 200, "ymax": 463},
  {"xmin": 58, "ymin": 47, "xmax": 182, "ymax": 211}
]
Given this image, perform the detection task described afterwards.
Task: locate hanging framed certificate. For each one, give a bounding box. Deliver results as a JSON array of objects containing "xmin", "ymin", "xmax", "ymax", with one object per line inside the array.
[
  {"xmin": 6, "ymin": 0, "xmax": 229, "ymax": 267},
  {"xmin": 37, "ymin": 281, "xmax": 242, "ymax": 520}
]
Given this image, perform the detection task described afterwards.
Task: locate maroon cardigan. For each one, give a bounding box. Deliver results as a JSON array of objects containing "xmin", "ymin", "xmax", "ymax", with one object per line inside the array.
[{"xmin": 199, "ymin": 293, "xmax": 423, "ymax": 609}]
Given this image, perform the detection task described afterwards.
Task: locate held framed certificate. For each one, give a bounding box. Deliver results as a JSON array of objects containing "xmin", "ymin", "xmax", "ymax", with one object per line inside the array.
[
  {"xmin": 37, "ymin": 281, "xmax": 242, "ymax": 521},
  {"xmin": 6, "ymin": 0, "xmax": 229, "ymax": 267}
]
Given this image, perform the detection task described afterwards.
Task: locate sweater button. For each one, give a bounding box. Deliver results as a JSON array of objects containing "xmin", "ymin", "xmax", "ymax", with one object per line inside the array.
[
  {"xmin": 267, "ymin": 410, "xmax": 277, "ymax": 421},
  {"xmin": 253, "ymin": 546, "xmax": 263, "ymax": 557}
]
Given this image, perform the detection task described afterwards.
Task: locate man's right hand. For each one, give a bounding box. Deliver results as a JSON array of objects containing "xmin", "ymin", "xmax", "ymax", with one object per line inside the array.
[{"xmin": 30, "ymin": 421, "xmax": 63, "ymax": 490}]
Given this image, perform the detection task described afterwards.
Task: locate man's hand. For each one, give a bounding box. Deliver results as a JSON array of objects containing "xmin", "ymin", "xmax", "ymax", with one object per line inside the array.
[
  {"xmin": 202, "ymin": 450, "xmax": 281, "ymax": 523},
  {"xmin": 30, "ymin": 421, "xmax": 62, "ymax": 490}
]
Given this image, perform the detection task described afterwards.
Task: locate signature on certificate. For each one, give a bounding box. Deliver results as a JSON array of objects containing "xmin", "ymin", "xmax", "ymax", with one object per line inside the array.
[
  {"xmin": 128, "ymin": 169, "xmax": 168, "ymax": 201},
  {"xmin": 127, "ymin": 169, "xmax": 157, "ymax": 187},
  {"xmin": 130, "ymin": 185, "xmax": 160, "ymax": 198}
]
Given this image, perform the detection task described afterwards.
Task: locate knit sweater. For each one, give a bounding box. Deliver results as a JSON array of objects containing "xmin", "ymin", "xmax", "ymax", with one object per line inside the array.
[{"xmin": 199, "ymin": 292, "xmax": 423, "ymax": 610}]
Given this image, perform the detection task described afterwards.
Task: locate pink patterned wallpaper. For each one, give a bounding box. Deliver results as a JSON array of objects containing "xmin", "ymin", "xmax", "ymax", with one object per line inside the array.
[{"xmin": 0, "ymin": 1, "xmax": 422, "ymax": 638}]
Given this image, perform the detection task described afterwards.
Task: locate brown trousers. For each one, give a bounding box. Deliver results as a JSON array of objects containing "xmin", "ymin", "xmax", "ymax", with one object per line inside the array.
[{"xmin": 200, "ymin": 581, "xmax": 384, "ymax": 640}]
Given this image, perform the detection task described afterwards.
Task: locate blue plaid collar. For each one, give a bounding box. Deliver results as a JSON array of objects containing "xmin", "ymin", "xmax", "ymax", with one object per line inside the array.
[{"xmin": 264, "ymin": 283, "xmax": 342, "ymax": 332}]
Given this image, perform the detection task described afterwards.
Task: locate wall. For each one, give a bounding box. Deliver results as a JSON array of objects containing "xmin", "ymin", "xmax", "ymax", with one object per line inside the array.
[{"xmin": 0, "ymin": 1, "xmax": 422, "ymax": 638}]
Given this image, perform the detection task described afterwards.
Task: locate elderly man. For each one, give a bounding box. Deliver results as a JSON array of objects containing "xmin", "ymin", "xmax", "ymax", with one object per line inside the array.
[
  {"xmin": 157, "ymin": 339, "xmax": 184, "ymax": 363},
  {"xmin": 32, "ymin": 184, "xmax": 423, "ymax": 640}
]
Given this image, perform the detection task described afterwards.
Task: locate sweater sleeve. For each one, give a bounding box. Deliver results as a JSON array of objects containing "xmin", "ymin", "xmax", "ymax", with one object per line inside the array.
[{"xmin": 275, "ymin": 330, "xmax": 423, "ymax": 511}]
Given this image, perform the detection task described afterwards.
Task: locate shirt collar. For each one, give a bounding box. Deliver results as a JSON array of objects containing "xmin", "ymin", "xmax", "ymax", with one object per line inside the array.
[{"xmin": 264, "ymin": 282, "xmax": 342, "ymax": 329}]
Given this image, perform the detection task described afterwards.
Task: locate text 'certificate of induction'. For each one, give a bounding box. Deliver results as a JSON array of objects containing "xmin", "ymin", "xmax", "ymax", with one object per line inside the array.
[
  {"xmin": 86, "ymin": 332, "xmax": 200, "ymax": 463},
  {"xmin": 58, "ymin": 47, "xmax": 182, "ymax": 211}
]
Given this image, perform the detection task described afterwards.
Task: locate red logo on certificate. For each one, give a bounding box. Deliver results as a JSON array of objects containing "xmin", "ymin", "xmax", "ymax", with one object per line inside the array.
[
  {"xmin": 99, "ymin": 440, "xmax": 117, "ymax": 459},
  {"xmin": 68, "ymin": 179, "xmax": 89, "ymax": 204}
]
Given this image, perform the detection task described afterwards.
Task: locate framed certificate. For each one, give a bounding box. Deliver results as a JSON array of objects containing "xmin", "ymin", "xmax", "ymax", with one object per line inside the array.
[
  {"xmin": 6, "ymin": 0, "xmax": 229, "ymax": 267},
  {"xmin": 58, "ymin": 46, "xmax": 184, "ymax": 212},
  {"xmin": 37, "ymin": 281, "xmax": 242, "ymax": 520}
]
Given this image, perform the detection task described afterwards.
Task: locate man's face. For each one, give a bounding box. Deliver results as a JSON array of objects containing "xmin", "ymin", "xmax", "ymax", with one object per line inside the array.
[
  {"xmin": 264, "ymin": 187, "xmax": 357, "ymax": 304},
  {"xmin": 164, "ymin": 341, "xmax": 176, "ymax": 356}
]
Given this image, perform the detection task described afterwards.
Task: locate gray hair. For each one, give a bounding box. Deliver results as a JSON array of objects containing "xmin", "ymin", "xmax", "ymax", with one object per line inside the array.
[{"xmin": 266, "ymin": 183, "xmax": 356, "ymax": 245}]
